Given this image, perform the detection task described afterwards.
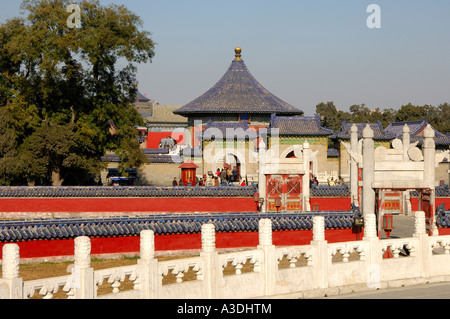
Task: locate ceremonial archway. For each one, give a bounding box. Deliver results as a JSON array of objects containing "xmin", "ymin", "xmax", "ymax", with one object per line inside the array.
[{"xmin": 348, "ymin": 123, "xmax": 446, "ymax": 236}]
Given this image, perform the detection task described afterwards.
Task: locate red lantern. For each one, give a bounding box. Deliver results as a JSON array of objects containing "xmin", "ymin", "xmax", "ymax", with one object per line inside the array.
[
  {"xmin": 382, "ymin": 213, "xmax": 394, "ymax": 259},
  {"xmin": 383, "ymin": 214, "xmax": 394, "ymax": 233},
  {"xmin": 275, "ymin": 197, "xmax": 281, "ymax": 213}
]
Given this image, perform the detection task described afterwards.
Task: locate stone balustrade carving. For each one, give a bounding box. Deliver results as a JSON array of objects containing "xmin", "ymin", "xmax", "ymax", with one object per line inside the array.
[
  {"xmin": 94, "ymin": 265, "xmax": 140, "ymax": 295},
  {"xmin": 328, "ymin": 241, "xmax": 367, "ymax": 262},
  {"xmin": 276, "ymin": 246, "xmax": 313, "ymax": 268},
  {"xmin": 219, "ymin": 250, "xmax": 263, "ymax": 275},
  {"xmin": 157, "ymin": 257, "xmax": 205, "ymax": 283},
  {"xmin": 23, "ymin": 276, "xmax": 72, "ymax": 299},
  {"xmin": 4, "ymin": 213, "xmax": 450, "ymax": 299}
]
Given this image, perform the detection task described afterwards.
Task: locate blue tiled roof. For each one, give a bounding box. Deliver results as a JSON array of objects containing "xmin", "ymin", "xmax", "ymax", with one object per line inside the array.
[
  {"xmin": 269, "ymin": 114, "xmax": 334, "ymax": 136},
  {"xmin": 333, "ymin": 121, "xmax": 395, "ymax": 140},
  {"xmin": 436, "ymin": 203, "xmax": 450, "ymax": 227},
  {"xmin": 311, "ymin": 185, "xmax": 351, "ymax": 197},
  {"xmin": 135, "ymin": 90, "xmax": 150, "ymax": 103},
  {"xmin": 327, "ymin": 148, "xmax": 339, "ymax": 158},
  {"xmin": 384, "ymin": 119, "xmax": 427, "ymax": 138},
  {"xmin": 384, "ymin": 119, "xmax": 450, "ymax": 146},
  {"xmin": 0, "ymin": 210, "xmax": 361, "ymax": 242},
  {"xmin": 0, "ymin": 186, "xmax": 257, "ymax": 198},
  {"xmin": 102, "ymin": 154, "xmax": 183, "ymax": 163},
  {"xmin": 143, "ymin": 149, "xmax": 170, "ymax": 155},
  {"xmin": 201, "ymin": 121, "xmax": 258, "ymax": 140},
  {"xmin": 173, "ymin": 50, "xmax": 303, "ymax": 116},
  {"xmin": 410, "ymin": 135, "xmax": 450, "ymax": 146},
  {"xmin": 181, "ymin": 146, "xmax": 203, "ymax": 158},
  {"xmin": 410, "ymin": 186, "xmax": 449, "ymax": 197}
]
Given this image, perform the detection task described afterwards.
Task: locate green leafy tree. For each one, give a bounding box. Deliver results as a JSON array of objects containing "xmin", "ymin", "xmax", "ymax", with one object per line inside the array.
[
  {"xmin": 316, "ymin": 101, "xmax": 351, "ymax": 131},
  {"xmin": 0, "ymin": 0, "xmax": 155, "ymax": 185}
]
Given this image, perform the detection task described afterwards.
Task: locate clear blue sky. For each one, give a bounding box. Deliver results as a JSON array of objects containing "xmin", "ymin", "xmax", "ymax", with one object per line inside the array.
[{"xmin": 2, "ymin": 0, "xmax": 450, "ymax": 115}]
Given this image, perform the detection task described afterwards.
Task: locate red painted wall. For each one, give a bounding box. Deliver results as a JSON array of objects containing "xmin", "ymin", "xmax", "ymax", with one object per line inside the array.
[
  {"xmin": 0, "ymin": 197, "xmax": 258, "ymax": 213},
  {"xmin": 0, "ymin": 228, "xmax": 361, "ymax": 260},
  {"xmin": 147, "ymin": 132, "xmax": 185, "ymax": 149},
  {"xmin": 310, "ymin": 197, "xmax": 352, "ymax": 211},
  {"xmin": 410, "ymin": 197, "xmax": 450, "ymax": 211}
]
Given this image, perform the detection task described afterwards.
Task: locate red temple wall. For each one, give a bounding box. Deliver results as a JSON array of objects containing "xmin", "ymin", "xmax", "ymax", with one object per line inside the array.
[
  {"xmin": 146, "ymin": 132, "xmax": 185, "ymax": 149},
  {"xmin": 0, "ymin": 197, "xmax": 258, "ymax": 213},
  {"xmin": 0, "ymin": 229, "xmax": 360, "ymax": 260}
]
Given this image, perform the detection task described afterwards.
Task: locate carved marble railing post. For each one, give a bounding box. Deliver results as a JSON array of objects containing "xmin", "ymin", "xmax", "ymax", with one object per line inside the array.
[
  {"xmin": 0, "ymin": 244, "xmax": 23, "ymax": 299},
  {"xmin": 257, "ymin": 219, "xmax": 276, "ymax": 296},
  {"xmin": 303, "ymin": 140, "xmax": 311, "ymax": 212},
  {"xmin": 138, "ymin": 230, "xmax": 158, "ymax": 299},
  {"xmin": 350, "ymin": 124, "xmax": 359, "ymax": 206},
  {"xmin": 423, "ymin": 125, "xmax": 438, "ymax": 235},
  {"xmin": 200, "ymin": 223, "xmax": 219, "ymax": 299},
  {"xmin": 258, "ymin": 136, "xmax": 267, "ymax": 213},
  {"xmin": 402, "ymin": 124, "xmax": 410, "ymax": 162},
  {"xmin": 310, "ymin": 216, "xmax": 328, "ymax": 289},
  {"xmin": 413, "ymin": 211, "xmax": 431, "ymax": 278},
  {"xmin": 362, "ymin": 124, "xmax": 375, "ymax": 219},
  {"xmin": 362, "ymin": 213, "xmax": 381, "ymax": 289},
  {"xmin": 73, "ymin": 236, "xmax": 94, "ymax": 299}
]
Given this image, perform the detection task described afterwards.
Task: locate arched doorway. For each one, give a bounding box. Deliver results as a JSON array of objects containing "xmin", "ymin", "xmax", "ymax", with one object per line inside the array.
[{"xmin": 212, "ymin": 150, "xmax": 246, "ymax": 182}]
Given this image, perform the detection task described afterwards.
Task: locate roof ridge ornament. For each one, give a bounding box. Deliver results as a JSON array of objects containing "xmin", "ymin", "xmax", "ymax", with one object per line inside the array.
[{"xmin": 234, "ymin": 47, "xmax": 242, "ymax": 61}]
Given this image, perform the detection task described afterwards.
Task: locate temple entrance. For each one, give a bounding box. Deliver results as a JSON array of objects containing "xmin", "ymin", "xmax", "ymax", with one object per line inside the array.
[
  {"xmin": 224, "ymin": 154, "xmax": 241, "ymax": 182},
  {"xmin": 266, "ymin": 174, "xmax": 302, "ymax": 212},
  {"xmin": 375, "ymin": 187, "xmax": 434, "ymax": 237}
]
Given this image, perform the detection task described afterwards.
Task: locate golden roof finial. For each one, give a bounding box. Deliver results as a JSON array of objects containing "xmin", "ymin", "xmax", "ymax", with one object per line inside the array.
[{"xmin": 234, "ymin": 47, "xmax": 242, "ymax": 61}]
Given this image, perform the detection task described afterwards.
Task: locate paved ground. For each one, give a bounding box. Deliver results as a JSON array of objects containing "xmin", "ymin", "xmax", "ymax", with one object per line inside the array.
[
  {"xmin": 379, "ymin": 214, "xmax": 415, "ymax": 239},
  {"xmin": 322, "ymin": 281, "xmax": 450, "ymax": 299}
]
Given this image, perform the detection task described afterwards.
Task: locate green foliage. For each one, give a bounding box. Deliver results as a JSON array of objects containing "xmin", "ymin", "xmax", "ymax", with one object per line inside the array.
[
  {"xmin": 0, "ymin": 0, "xmax": 155, "ymax": 185},
  {"xmin": 316, "ymin": 102, "xmax": 450, "ymax": 134}
]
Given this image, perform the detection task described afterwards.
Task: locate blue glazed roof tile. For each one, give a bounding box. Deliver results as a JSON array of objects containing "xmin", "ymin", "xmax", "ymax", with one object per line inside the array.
[
  {"xmin": 0, "ymin": 210, "xmax": 366, "ymax": 242},
  {"xmin": 174, "ymin": 50, "xmax": 303, "ymax": 117},
  {"xmin": 384, "ymin": 119, "xmax": 450, "ymax": 146},
  {"xmin": 201, "ymin": 121, "xmax": 258, "ymax": 140},
  {"xmin": 334, "ymin": 121, "xmax": 395, "ymax": 140},
  {"xmin": 327, "ymin": 148, "xmax": 339, "ymax": 157},
  {"xmin": 269, "ymin": 114, "xmax": 334, "ymax": 136}
]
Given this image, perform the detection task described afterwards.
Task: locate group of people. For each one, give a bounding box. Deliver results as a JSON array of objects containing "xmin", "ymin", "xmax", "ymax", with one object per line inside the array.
[
  {"xmin": 171, "ymin": 168, "xmax": 247, "ymax": 187},
  {"xmin": 172, "ymin": 177, "xmax": 206, "ymax": 186},
  {"xmin": 327, "ymin": 177, "xmax": 344, "ymax": 186},
  {"xmin": 216, "ymin": 167, "xmax": 239, "ymax": 183},
  {"xmin": 215, "ymin": 167, "xmax": 246, "ymax": 186},
  {"xmin": 309, "ymin": 176, "xmax": 344, "ymax": 187}
]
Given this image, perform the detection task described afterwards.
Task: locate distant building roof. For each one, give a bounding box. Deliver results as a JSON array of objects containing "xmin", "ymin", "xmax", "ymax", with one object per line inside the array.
[
  {"xmin": 173, "ymin": 48, "xmax": 303, "ymax": 117},
  {"xmin": 269, "ymin": 114, "xmax": 334, "ymax": 136},
  {"xmin": 135, "ymin": 90, "xmax": 151, "ymax": 103},
  {"xmin": 334, "ymin": 121, "xmax": 395, "ymax": 140},
  {"xmin": 384, "ymin": 118, "xmax": 450, "ymax": 146},
  {"xmin": 179, "ymin": 161, "xmax": 199, "ymax": 169},
  {"xmin": 139, "ymin": 104, "xmax": 188, "ymax": 124},
  {"xmin": 327, "ymin": 148, "xmax": 339, "ymax": 157},
  {"xmin": 201, "ymin": 121, "xmax": 258, "ymax": 140},
  {"xmin": 102, "ymin": 154, "xmax": 183, "ymax": 164}
]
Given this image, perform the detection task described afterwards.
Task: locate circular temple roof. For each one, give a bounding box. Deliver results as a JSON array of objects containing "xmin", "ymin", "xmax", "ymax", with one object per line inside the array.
[{"xmin": 174, "ymin": 48, "xmax": 303, "ymax": 117}]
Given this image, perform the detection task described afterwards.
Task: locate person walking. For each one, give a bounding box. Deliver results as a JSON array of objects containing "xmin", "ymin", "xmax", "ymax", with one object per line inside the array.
[{"xmin": 172, "ymin": 177, "xmax": 178, "ymax": 186}]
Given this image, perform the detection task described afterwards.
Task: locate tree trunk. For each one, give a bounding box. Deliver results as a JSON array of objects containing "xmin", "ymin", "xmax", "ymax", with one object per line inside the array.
[{"xmin": 51, "ymin": 169, "xmax": 64, "ymax": 186}]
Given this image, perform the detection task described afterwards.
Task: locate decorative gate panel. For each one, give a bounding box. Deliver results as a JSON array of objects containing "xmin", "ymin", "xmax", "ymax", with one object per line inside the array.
[{"xmin": 266, "ymin": 174, "xmax": 302, "ymax": 212}]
